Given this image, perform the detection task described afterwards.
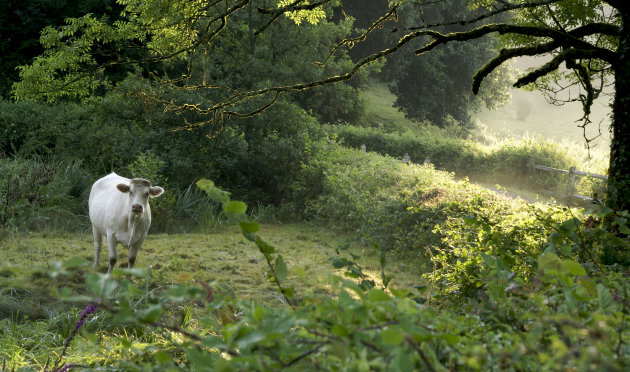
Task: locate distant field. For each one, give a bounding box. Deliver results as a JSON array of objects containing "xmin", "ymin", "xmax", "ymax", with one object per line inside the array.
[
  {"xmin": 474, "ymin": 88, "xmax": 612, "ymax": 153},
  {"xmin": 360, "ymin": 81, "xmax": 422, "ymax": 133},
  {"xmin": 361, "ymin": 78, "xmax": 611, "ymax": 154}
]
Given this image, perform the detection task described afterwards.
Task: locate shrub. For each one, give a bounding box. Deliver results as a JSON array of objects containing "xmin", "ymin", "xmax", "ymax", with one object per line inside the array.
[
  {"xmin": 1, "ymin": 96, "xmax": 329, "ymax": 206},
  {"xmin": 289, "ymin": 146, "xmax": 580, "ymax": 297},
  {"xmin": 0, "ymin": 157, "xmax": 92, "ymax": 231}
]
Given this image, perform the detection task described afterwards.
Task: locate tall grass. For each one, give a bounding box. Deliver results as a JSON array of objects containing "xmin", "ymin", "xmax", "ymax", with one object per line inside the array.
[
  {"xmin": 167, "ymin": 183, "xmax": 225, "ymax": 232},
  {"xmin": 0, "ymin": 157, "xmax": 92, "ymax": 231}
]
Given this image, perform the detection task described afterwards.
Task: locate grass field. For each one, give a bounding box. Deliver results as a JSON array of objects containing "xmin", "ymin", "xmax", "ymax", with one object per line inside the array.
[
  {"xmin": 0, "ymin": 223, "xmax": 423, "ymax": 368},
  {"xmin": 360, "ymin": 78, "xmax": 611, "ymax": 154},
  {"xmin": 359, "ymin": 81, "xmax": 423, "ymax": 133},
  {"xmin": 0, "ymin": 223, "xmax": 421, "ymax": 312},
  {"xmin": 473, "ymin": 88, "xmax": 612, "ymax": 152}
]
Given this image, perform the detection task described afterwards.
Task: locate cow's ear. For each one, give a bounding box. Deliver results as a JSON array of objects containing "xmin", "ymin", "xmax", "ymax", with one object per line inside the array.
[
  {"xmin": 149, "ymin": 186, "xmax": 164, "ymax": 197},
  {"xmin": 117, "ymin": 183, "xmax": 131, "ymax": 193}
]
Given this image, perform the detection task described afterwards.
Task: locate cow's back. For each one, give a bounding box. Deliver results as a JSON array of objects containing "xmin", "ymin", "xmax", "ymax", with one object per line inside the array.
[{"xmin": 89, "ymin": 173, "xmax": 130, "ymax": 233}]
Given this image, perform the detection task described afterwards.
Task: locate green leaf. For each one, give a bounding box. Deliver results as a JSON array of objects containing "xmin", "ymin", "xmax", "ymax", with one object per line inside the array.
[
  {"xmin": 332, "ymin": 257, "xmax": 350, "ymax": 268},
  {"xmin": 345, "ymin": 266, "xmax": 362, "ymax": 278},
  {"xmin": 186, "ymin": 348, "xmax": 215, "ymax": 371},
  {"xmin": 480, "ymin": 253, "xmax": 497, "ymax": 267},
  {"xmin": 195, "ymin": 179, "xmax": 215, "ymax": 194},
  {"xmin": 224, "ymin": 201, "xmax": 247, "ymax": 215},
  {"xmin": 597, "ymin": 284, "xmax": 614, "ymax": 313},
  {"xmin": 382, "ymin": 328, "xmax": 405, "ymax": 345},
  {"xmin": 382, "ymin": 272, "xmax": 392, "ymax": 288},
  {"xmin": 62, "ymin": 256, "xmax": 90, "ymax": 268},
  {"xmin": 274, "ymin": 255, "xmax": 288, "ymax": 283},
  {"xmin": 196, "ymin": 179, "xmax": 230, "ymax": 203},
  {"xmin": 390, "ymin": 288, "xmax": 410, "ymax": 299},
  {"xmin": 438, "ymin": 333, "xmax": 459, "ymax": 345},
  {"xmin": 155, "ymin": 350, "xmax": 171, "ymax": 365},
  {"xmin": 282, "ymin": 287, "xmax": 295, "ymax": 298},
  {"xmin": 367, "ymin": 288, "xmax": 391, "ymax": 302},
  {"xmin": 255, "ymin": 236, "xmax": 275, "ymax": 254},
  {"xmin": 86, "ymin": 273, "xmax": 117, "ymax": 297},
  {"xmin": 561, "ymin": 260, "xmax": 586, "ymax": 276},
  {"xmin": 578, "ymin": 278, "xmax": 598, "ymax": 297},
  {"xmin": 239, "ymin": 220, "xmax": 260, "ymax": 234},
  {"xmin": 390, "ymin": 349, "xmax": 415, "ymax": 371},
  {"xmin": 332, "ymin": 324, "xmax": 348, "ymax": 336},
  {"xmin": 112, "ymin": 267, "xmax": 146, "ymax": 278},
  {"xmin": 138, "ymin": 304, "xmax": 164, "ymax": 323},
  {"xmin": 538, "ymin": 252, "xmax": 562, "ymax": 272},
  {"xmin": 202, "ymin": 335, "xmax": 224, "ymax": 348}
]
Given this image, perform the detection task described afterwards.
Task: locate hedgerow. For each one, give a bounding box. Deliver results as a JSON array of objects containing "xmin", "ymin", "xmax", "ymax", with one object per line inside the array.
[{"xmin": 328, "ymin": 124, "xmax": 607, "ymax": 198}]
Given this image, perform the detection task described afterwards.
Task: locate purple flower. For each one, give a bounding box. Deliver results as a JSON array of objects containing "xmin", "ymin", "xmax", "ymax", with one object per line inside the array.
[
  {"xmin": 75, "ymin": 303, "xmax": 98, "ymax": 330},
  {"xmin": 55, "ymin": 363, "xmax": 75, "ymax": 372}
]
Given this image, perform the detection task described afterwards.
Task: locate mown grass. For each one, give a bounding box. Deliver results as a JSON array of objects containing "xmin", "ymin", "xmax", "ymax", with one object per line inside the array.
[
  {"xmin": 0, "ymin": 223, "xmax": 421, "ymax": 369},
  {"xmin": 0, "ymin": 224, "xmax": 421, "ymax": 304}
]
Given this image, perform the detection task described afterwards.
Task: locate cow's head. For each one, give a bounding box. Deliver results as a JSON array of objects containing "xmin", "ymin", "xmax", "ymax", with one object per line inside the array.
[{"xmin": 116, "ymin": 178, "xmax": 164, "ymax": 214}]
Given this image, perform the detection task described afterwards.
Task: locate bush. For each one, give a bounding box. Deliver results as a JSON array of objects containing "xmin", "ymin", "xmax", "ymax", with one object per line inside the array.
[
  {"xmin": 0, "ymin": 157, "xmax": 92, "ymax": 231},
  {"xmin": 289, "ymin": 146, "xmax": 581, "ymax": 297},
  {"xmin": 1, "ymin": 96, "xmax": 329, "ymax": 207}
]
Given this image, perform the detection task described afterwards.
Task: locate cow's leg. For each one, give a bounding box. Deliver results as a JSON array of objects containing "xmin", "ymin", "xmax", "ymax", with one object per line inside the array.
[
  {"xmin": 92, "ymin": 226, "xmax": 102, "ymax": 269},
  {"xmin": 128, "ymin": 244, "xmax": 140, "ymax": 269},
  {"xmin": 106, "ymin": 233, "xmax": 119, "ymax": 275}
]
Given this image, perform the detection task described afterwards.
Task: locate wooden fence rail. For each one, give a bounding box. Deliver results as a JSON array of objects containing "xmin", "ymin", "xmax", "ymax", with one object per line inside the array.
[{"xmin": 530, "ymin": 161, "xmax": 608, "ymax": 201}]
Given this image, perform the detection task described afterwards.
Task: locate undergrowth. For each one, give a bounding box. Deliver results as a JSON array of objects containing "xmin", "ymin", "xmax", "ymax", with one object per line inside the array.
[{"xmin": 1, "ymin": 177, "xmax": 628, "ymax": 371}]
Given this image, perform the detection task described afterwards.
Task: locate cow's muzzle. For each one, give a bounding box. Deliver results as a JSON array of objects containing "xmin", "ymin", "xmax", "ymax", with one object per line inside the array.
[{"xmin": 131, "ymin": 204, "xmax": 143, "ymax": 214}]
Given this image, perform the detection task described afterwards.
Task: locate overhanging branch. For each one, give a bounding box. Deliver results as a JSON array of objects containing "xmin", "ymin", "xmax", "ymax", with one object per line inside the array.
[
  {"xmin": 408, "ymin": 0, "xmax": 566, "ymax": 31},
  {"xmin": 472, "ymin": 42, "xmax": 560, "ymax": 94},
  {"xmin": 472, "ymin": 22, "xmax": 619, "ymax": 93},
  {"xmin": 415, "ymin": 23, "xmax": 617, "ymax": 62},
  {"xmin": 256, "ymin": 0, "xmax": 333, "ymax": 35},
  {"xmin": 513, "ymin": 49, "xmax": 609, "ymax": 88}
]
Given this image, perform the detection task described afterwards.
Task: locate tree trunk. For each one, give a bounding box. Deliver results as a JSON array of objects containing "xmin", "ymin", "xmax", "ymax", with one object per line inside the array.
[{"xmin": 608, "ymin": 7, "xmax": 630, "ymax": 212}]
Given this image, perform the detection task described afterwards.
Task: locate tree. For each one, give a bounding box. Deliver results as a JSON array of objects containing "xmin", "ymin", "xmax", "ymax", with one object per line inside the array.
[
  {"xmin": 344, "ymin": 0, "xmax": 513, "ymax": 127},
  {"xmin": 0, "ymin": 0, "xmax": 121, "ymax": 98},
  {"xmin": 10, "ymin": 0, "xmax": 630, "ymax": 212}
]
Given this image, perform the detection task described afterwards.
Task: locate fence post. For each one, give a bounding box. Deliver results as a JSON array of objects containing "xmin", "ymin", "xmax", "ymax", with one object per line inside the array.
[{"xmin": 567, "ymin": 166, "xmax": 577, "ymax": 196}]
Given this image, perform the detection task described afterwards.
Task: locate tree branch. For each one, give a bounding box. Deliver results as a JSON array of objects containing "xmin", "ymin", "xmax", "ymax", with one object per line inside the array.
[
  {"xmin": 472, "ymin": 22, "xmax": 619, "ymax": 93},
  {"xmin": 408, "ymin": 0, "xmax": 566, "ymax": 31},
  {"xmin": 513, "ymin": 49, "xmax": 610, "ymax": 88},
  {"xmin": 318, "ymin": 5, "xmax": 399, "ymax": 66},
  {"xmin": 473, "ymin": 42, "xmax": 560, "ymax": 94},
  {"xmin": 415, "ymin": 23, "xmax": 617, "ymax": 62}
]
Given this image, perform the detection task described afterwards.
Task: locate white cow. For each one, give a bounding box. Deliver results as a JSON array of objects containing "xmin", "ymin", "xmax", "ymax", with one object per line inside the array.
[{"xmin": 89, "ymin": 173, "xmax": 164, "ymax": 274}]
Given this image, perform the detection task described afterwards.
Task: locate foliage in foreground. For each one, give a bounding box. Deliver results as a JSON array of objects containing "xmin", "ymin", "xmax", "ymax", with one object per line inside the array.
[{"xmin": 6, "ymin": 180, "xmax": 627, "ymax": 371}]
